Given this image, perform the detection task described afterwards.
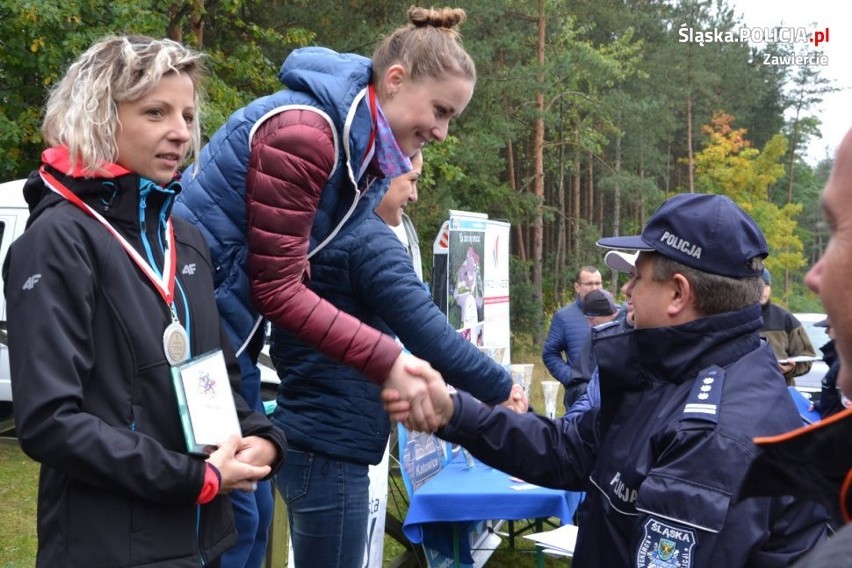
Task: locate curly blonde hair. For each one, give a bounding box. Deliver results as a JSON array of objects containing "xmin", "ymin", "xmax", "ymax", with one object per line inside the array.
[
  {"xmin": 372, "ymin": 6, "xmax": 476, "ymax": 90},
  {"xmin": 42, "ymin": 35, "xmax": 206, "ymax": 175}
]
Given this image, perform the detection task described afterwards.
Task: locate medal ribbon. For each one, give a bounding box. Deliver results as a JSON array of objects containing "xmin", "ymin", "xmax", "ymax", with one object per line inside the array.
[{"xmin": 40, "ymin": 167, "xmax": 176, "ymax": 307}]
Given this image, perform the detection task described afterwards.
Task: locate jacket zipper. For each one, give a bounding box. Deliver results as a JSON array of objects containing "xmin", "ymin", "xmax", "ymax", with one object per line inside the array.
[{"xmin": 141, "ymin": 179, "xmax": 206, "ymax": 565}]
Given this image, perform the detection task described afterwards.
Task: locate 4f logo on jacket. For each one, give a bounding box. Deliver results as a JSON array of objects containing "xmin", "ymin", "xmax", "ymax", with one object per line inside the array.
[
  {"xmin": 22, "ymin": 274, "xmax": 42, "ymax": 290},
  {"xmin": 182, "ymin": 264, "xmax": 196, "ymax": 275}
]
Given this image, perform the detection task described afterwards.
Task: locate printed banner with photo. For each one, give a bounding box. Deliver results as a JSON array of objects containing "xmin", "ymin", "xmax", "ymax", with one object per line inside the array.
[{"xmin": 432, "ymin": 211, "xmax": 511, "ymax": 366}]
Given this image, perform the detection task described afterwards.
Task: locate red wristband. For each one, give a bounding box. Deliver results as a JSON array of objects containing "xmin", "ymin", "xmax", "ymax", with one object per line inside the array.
[{"xmin": 196, "ymin": 463, "xmax": 221, "ymax": 504}]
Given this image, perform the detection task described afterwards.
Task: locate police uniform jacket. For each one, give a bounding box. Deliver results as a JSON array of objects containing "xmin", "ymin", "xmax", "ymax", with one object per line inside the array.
[
  {"xmin": 439, "ymin": 303, "xmax": 828, "ymax": 567},
  {"xmin": 564, "ymin": 318, "xmax": 628, "ymax": 421}
]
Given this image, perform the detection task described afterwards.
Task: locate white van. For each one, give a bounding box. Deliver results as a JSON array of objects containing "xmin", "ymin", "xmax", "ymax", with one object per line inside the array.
[{"xmin": 0, "ymin": 178, "xmax": 30, "ymax": 418}]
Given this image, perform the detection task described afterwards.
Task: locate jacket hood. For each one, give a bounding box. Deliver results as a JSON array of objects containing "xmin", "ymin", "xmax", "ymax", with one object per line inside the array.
[
  {"xmin": 279, "ymin": 47, "xmax": 373, "ymax": 129},
  {"xmin": 22, "ymin": 169, "xmax": 52, "ymax": 217}
]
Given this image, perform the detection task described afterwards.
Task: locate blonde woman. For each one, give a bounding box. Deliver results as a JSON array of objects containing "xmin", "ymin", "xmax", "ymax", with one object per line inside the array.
[{"xmin": 5, "ymin": 36, "xmax": 286, "ymax": 567}]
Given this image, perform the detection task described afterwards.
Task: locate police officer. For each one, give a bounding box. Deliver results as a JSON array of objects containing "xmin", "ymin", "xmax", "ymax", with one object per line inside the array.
[{"xmin": 391, "ymin": 193, "xmax": 830, "ymax": 567}]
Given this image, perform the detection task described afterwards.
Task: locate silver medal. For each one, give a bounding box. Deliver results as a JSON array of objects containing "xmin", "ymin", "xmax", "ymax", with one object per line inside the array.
[{"xmin": 163, "ymin": 321, "xmax": 190, "ymax": 365}]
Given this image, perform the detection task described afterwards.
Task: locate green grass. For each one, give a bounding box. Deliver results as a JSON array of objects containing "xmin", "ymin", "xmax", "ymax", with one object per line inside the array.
[
  {"xmin": 0, "ymin": 442, "xmax": 39, "ymax": 567},
  {"xmin": 0, "ymin": 354, "xmax": 571, "ymax": 567}
]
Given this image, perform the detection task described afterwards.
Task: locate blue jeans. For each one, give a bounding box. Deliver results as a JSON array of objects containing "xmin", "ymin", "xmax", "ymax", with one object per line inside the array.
[
  {"xmin": 278, "ymin": 448, "xmax": 369, "ymax": 568},
  {"xmin": 219, "ymin": 481, "xmax": 273, "ymax": 568},
  {"xmin": 220, "ymin": 350, "xmax": 273, "ymax": 568}
]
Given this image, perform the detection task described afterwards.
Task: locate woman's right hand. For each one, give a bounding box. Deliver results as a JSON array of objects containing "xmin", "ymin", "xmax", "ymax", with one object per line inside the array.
[{"xmin": 382, "ymin": 352, "xmax": 445, "ymax": 430}]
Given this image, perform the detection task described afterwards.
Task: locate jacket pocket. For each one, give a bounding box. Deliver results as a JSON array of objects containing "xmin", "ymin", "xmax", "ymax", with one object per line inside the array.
[{"xmin": 636, "ymin": 471, "xmax": 730, "ymax": 533}]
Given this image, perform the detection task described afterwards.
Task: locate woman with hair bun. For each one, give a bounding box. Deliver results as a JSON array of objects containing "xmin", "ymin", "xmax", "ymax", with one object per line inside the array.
[{"xmin": 174, "ymin": 6, "xmax": 487, "ymax": 568}]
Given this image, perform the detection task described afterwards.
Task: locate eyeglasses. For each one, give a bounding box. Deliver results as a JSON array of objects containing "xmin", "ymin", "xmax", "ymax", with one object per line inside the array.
[{"xmin": 579, "ymin": 281, "xmax": 602, "ymax": 287}]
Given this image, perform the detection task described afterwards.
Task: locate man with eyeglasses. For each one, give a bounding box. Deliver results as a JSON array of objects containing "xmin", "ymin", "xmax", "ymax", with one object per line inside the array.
[{"xmin": 543, "ymin": 265, "xmax": 603, "ymax": 407}]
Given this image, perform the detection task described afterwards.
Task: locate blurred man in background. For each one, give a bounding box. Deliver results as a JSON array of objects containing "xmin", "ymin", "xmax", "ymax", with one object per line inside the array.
[
  {"xmin": 543, "ymin": 266, "xmax": 602, "ymax": 406},
  {"xmin": 559, "ymin": 288, "xmax": 621, "ymax": 411},
  {"xmin": 759, "ymin": 268, "xmax": 816, "ymax": 385},
  {"xmin": 810, "ymin": 317, "xmax": 846, "ymax": 419}
]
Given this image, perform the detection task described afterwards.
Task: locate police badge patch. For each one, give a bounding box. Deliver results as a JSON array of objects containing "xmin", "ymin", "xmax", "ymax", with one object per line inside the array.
[{"xmin": 636, "ymin": 518, "xmax": 696, "ymax": 568}]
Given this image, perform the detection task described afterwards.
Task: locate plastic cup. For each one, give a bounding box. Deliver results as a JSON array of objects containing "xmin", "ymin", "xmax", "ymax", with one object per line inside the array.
[
  {"xmin": 492, "ymin": 346, "xmax": 507, "ymax": 365},
  {"xmin": 541, "ymin": 380, "xmax": 561, "ymax": 419},
  {"xmin": 477, "ymin": 345, "xmax": 507, "ymax": 366},
  {"xmin": 509, "ymin": 363, "xmax": 534, "ymax": 397}
]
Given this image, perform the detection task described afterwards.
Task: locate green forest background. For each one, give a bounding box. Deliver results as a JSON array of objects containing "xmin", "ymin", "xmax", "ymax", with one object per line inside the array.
[{"xmin": 0, "ymin": 0, "xmax": 837, "ymax": 343}]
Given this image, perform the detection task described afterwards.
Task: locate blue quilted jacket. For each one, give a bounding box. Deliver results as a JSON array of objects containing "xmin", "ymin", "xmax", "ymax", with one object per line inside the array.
[
  {"xmin": 270, "ymin": 214, "xmax": 513, "ymax": 464},
  {"xmin": 174, "ymin": 47, "xmax": 383, "ymax": 358},
  {"xmin": 542, "ymin": 299, "xmax": 591, "ymax": 384}
]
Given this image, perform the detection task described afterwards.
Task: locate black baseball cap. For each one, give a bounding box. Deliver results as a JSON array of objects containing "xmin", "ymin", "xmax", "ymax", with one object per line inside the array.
[
  {"xmin": 582, "ymin": 289, "xmax": 618, "ymax": 317},
  {"xmin": 596, "ymin": 193, "xmax": 768, "ymax": 278}
]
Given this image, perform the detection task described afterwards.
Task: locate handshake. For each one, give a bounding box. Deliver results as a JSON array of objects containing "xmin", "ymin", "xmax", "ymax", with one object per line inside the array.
[{"xmin": 380, "ymin": 352, "xmax": 529, "ymax": 432}]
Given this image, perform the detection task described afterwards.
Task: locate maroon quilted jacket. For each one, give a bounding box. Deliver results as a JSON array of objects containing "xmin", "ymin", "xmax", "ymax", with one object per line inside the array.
[{"xmin": 246, "ymin": 110, "xmax": 401, "ymax": 383}]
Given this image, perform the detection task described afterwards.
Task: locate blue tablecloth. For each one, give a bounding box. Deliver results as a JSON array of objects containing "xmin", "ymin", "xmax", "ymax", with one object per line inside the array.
[
  {"xmin": 789, "ymin": 386, "xmax": 821, "ymax": 424},
  {"xmin": 403, "ymin": 453, "xmax": 582, "ymax": 562}
]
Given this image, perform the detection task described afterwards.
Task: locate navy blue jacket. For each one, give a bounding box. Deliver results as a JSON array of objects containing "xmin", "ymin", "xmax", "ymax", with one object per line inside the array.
[
  {"xmin": 440, "ymin": 304, "xmax": 828, "ymax": 567},
  {"xmin": 815, "ymin": 340, "xmax": 844, "ymax": 418},
  {"xmin": 271, "ymin": 214, "xmax": 512, "ymax": 465},
  {"xmin": 542, "ymin": 299, "xmax": 590, "ymax": 385},
  {"xmin": 793, "ymin": 523, "xmax": 852, "ymax": 567}
]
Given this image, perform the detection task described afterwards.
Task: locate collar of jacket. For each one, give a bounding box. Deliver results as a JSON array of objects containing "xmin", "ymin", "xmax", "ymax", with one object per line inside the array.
[
  {"xmin": 26, "ymin": 148, "xmax": 179, "ymax": 234},
  {"xmin": 279, "ymin": 47, "xmax": 376, "ymax": 184},
  {"xmin": 740, "ymin": 406, "xmax": 852, "ymax": 524},
  {"xmin": 595, "ymin": 303, "xmax": 763, "ymax": 391},
  {"xmin": 821, "ymin": 339, "xmax": 837, "ymax": 364}
]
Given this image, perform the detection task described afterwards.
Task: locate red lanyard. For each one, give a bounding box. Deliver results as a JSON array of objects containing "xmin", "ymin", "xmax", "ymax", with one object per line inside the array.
[{"xmin": 40, "ymin": 167, "xmax": 177, "ymax": 307}]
